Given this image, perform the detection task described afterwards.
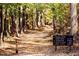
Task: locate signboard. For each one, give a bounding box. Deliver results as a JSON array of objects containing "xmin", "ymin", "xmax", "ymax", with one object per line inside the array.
[
  {"xmin": 66, "ymin": 35, "xmax": 73, "ymax": 46},
  {"xmin": 53, "ymin": 35, "xmax": 73, "ymax": 51},
  {"xmin": 53, "ymin": 35, "xmax": 66, "ymax": 46}
]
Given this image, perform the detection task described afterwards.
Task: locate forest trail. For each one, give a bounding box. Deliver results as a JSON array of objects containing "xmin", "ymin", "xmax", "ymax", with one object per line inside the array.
[{"xmin": 0, "ymin": 25, "xmax": 79, "ymax": 56}]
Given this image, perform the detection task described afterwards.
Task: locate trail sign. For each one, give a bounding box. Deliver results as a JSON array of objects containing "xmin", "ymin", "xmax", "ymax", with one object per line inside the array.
[{"xmin": 53, "ymin": 35, "xmax": 73, "ymax": 51}]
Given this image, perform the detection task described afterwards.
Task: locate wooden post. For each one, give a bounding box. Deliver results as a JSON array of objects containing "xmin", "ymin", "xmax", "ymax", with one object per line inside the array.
[
  {"xmin": 16, "ymin": 38, "xmax": 18, "ymax": 54},
  {"xmin": 55, "ymin": 46, "xmax": 57, "ymax": 51},
  {"xmin": 69, "ymin": 46, "xmax": 71, "ymax": 52}
]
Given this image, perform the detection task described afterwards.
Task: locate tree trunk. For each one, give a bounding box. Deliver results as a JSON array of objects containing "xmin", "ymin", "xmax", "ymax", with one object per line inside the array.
[
  {"xmin": 36, "ymin": 9, "xmax": 39, "ymax": 27},
  {"xmin": 22, "ymin": 6, "xmax": 26, "ymax": 32},
  {"xmin": 25, "ymin": 8, "xmax": 29, "ymax": 30},
  {"xmin": 53, "ymin": 16, "xmax": 56, "ymax": 34},
  {"xmin": 10, "ymin": 11, "xmax": 16, "ymax": 37},
  {"xmin": 70, "ymin": 3, "xmax": 78, "ymax": 36},
  {"xmin": 0, "ymin": 5, "xmax": 2, "ymax": 45},
  {"xmin": 40, "ymin": 12, "xmax": 45, "ymax": 27},
  {"xmin": 32, "ymin": 8, "xmax": 38, "ymax": 29},
  {"xmin": 2, "ymin": 5, "xmax": 5, "ymax": 42},
  {"xmin": 38, "ymin": 11, "xmax": 41, "ymax": 28},
  {"xmin": 5, "ymin": 8, "xmax": 10, "ymax": 38},
  {"xmin": 18, "ymin": 6, "xmax": 22, "ymax": 34}
]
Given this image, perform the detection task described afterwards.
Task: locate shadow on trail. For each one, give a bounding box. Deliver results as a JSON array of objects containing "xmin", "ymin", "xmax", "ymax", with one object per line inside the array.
[{"xmin": 0, "ymin": 47, "xmax": 17, "ymax": 56}]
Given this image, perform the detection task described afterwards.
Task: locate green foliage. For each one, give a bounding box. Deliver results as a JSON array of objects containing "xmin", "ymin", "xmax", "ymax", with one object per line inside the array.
[{"xmin": 0, "ymin": 3, "xmax": 73, "ymax": 24}]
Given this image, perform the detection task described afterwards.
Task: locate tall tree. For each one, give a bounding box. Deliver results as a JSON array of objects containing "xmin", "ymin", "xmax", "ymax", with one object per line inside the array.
[
  {"xmin": 0, "ymin": 5, "xmax": 2, "ymax": 45},
  {"xmin": 70, "ymin": 3, "xmax": 78, "ymax": 36},
  {"xmin": 18, "ymin": 6, "xmax": 22, "ymax": 34}
]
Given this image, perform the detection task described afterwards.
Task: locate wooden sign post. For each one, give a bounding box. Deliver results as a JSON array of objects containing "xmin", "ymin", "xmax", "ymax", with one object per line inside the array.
[
  {"xmin": 14, "ymin": 37, "xmax": 20, "ymax": 54},
  {"xmin": 16, "ymin": 38, "xmax": 18, "ymax": 54}
]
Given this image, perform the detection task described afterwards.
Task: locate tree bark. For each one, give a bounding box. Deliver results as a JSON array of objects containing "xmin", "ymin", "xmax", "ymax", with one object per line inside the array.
[
  {"xmin": 36, "ymin": 9, "xmax": 39, "ymax": 28},
  {"xmin": 40, "ymin": 12, "xmax": 45, "ymax": 27},
  {"xmin": 0, "ymin": 5, "xmax": 2, "ymax": 45},
  {"xmin": 22, "ymin": 6, "xmax": 26, "ymax": 32},
  {"xmin": 2, "ymin": 5, "xmax": 5, "ymax": 42},
  {"xmin": 38, "ymin": 11, "xmax": 41, "ymax": 28},
  {"xmin": 70, "ymin": 3, "xmax": 78, "ymax": 36},
  {"xmin": 32, "ymin": 8, "xmax": 38, "ymax": 29},
  {"xmin": 10, "ymin": 11, "xmax": 16, "ymax": 37},
  {"xmin": 18, "ymin": 6, "xmax": 22, "ymax": 34}
]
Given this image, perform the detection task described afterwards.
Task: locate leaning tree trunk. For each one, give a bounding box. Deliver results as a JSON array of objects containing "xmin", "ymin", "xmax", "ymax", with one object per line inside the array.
[{"xmin": 70, "ymin": 3, "xmax": 78, "ymax": 36}]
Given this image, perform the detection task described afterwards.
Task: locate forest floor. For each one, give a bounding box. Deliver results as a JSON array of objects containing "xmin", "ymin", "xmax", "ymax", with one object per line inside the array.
[{"xmin": 0, "ymin": 25, "xmax": 79, "ymax": 56}]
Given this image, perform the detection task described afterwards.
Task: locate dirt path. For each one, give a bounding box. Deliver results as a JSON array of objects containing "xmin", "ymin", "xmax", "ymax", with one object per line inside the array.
[{"xmin": 0, "ymin": 25, "xmax": 79, "ymax": 56}]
